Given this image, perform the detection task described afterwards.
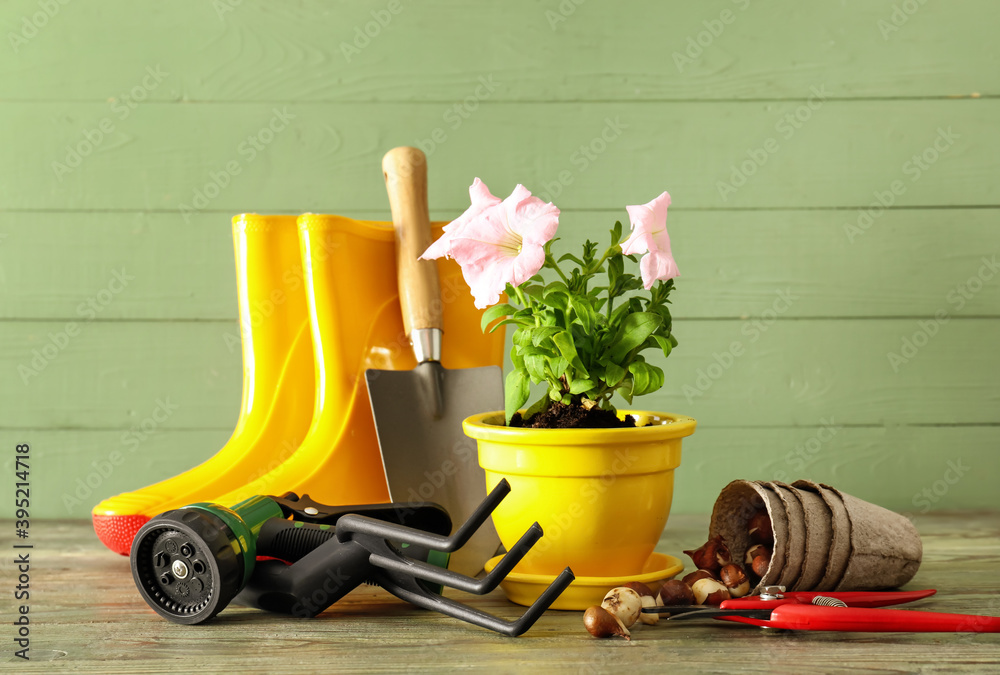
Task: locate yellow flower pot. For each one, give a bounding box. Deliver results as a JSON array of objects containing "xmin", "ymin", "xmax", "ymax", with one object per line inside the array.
[{"xmin": 463, "ymin": 411, "xmax": 696, "ymax": 578}]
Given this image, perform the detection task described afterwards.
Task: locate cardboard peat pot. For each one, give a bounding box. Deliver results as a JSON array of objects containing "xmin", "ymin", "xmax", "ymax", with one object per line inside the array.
[{"xmin": 709, "ymin": 479, "xmax": 922, "ymax": 593}]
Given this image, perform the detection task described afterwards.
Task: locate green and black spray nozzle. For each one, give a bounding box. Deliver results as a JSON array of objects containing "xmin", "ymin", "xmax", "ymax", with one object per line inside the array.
[
  {"xmin": 129, "ymin": 491, "xmax": 450, "ymax": 624},
  {"xmin": 130, "ymin": 480, "xmax": 575, "ymax": 636}
]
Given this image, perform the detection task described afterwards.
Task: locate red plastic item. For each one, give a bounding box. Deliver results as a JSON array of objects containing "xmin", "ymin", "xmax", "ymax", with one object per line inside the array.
[
  {"xmin": 722, "ymin": 603, "xmax": 1000, "ymax": 632},
  {"xmin": 721, "ymin": 589, "xmax": 937, "ymax": 610},
  {"xmin": 92, "ymin": 513, "xmax": 150, "ymax": 556}
]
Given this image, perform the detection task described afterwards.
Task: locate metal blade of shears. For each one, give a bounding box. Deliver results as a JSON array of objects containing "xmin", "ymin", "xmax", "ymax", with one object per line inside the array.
[{"xmin": 667, "ymin": 608, "xmax": 775, "ymax": 621}]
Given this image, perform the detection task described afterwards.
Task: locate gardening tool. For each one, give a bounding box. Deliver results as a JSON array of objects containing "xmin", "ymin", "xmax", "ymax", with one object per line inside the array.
[
  {"xmin": 366, "ymin": 147, "xmax": 504, "ymax": 575},
  {"xmin": 93, "ymin": 214, "xmax": 317, "ymax": 556},
  {"xmin": 644, "ymin": 586, "xmax": 1000, "ymax": 632},
  {"xmin": 130, "ymin": 479, "xmax": 575, "ymax": 636}
]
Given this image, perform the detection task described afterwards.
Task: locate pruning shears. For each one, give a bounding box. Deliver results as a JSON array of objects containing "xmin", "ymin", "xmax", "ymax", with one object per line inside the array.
[{"xmin": 642, "ymin": 587, "xmax": 1000, "ymax": 632}]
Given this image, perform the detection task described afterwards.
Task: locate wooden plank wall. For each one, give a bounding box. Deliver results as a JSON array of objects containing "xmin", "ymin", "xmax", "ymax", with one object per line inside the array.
[{"xmin": 0, "ymin": 0, "xmax": 997, "ymax": 517}]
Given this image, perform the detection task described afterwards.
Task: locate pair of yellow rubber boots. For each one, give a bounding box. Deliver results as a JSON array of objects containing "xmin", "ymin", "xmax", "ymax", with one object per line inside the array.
[{"xmin": 93, "ymin": 214, "xmax": 503, "ymax": 555}]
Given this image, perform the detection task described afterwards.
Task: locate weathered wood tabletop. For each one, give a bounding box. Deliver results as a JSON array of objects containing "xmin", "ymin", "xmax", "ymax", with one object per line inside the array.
[{"xmin": 4, "ymin": 512, "xmax": 998, "ymax": 674}]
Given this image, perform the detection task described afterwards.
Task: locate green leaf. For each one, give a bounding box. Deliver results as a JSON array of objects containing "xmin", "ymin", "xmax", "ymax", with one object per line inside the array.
[
  {"xmin": 504, "ymin": 370, "xmax": 530, "ymax": 423},
  {"xmin": 509, "ymin": 346, "xmax": 524, "ymax": 370},
  {"xmin": 568, "ymin": 296, "xmax": 594, "ymax": 333},
  {"xmin": 553, "ymin": 331, "xmax": 589, "ymax": 377},
  {"xmin": 610, "ymin": 312, "xmax": 662, "ymax": 362},
  {"xmin": 603, "ymin": 361, "xmax": 626, "ymax": 387},
  {"xmin": 617, "ymin": 376, "xmax": 634, "ymax": 404},
  {"xmin": 629, "ymin": 361, "xmax": 665, "ymax": 397},
  {"xmin": 629, "ymin": 361, "xmax": 653, "ymax": 397},
  {"xmin": 488, "ymin": 317, "xmax": 531, "ymax": 334},
  {"xmin": 608, "ymin": 302, "xmax": 631, "ymax": 327},
  {"xmin": 517, "ymin": 345, "xmax": 549, "ymax": 358},
  {"xmin": 513, "ymin": 328, "xmax": 534, "ymax": 347},
  {"xmin": 611, "ymin": 220, "xmax": 623, "ymax": 245},
  {"xmin": 607, "ymin": 254, "xmax": 624, "ymax": 285},
  {"xmin": 620, "ymin": 274, "xmax": 644, "ymax": 293},
  {"xmin": 523, "ymin": 394, "xmax": 551, "ymax": 421},
  {"xmin": 529, "ymin": 326, "xmax": 562, "ymax": 346},
  {"xmin": 524, "ymin": 354, "xmax": 547, "ymax": 381},
  {"xmin": 521, "ymin": 285, "xmax": 545, "ymax": 302},
  {"xmin": 650, "ymin": 364, "xmax": 665, "ymax": 393},
  {"xmin": 558, "ymin": 253, "xmax": 585, "ymax": 266},
  {"xmin": 569, "ymin": 379, "xmax": 595, "ymax": 395},
  {"xmin": 547, "ymin": 355, "xmax": 569, "ymax": 376},
  {"xmin": 543, "ymin": 290, "xmax": 569, "ymax": 311},
  {"xmin": 481, "ymin": 303, "xmax": 516, "ymax": 333},
  {"xmin": 650, "ymin": 334, "xmax": 673, "ymax": 359}
]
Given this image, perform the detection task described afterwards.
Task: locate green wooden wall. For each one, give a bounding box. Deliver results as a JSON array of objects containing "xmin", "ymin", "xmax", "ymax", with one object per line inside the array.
[{"xmin": 1, "ymin": 0, "xmax": 997, "ymax": 519}]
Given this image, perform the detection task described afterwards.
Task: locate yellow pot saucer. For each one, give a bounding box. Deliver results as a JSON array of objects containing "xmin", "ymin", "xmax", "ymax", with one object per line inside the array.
[{"xmin": 485, "ymin": 552, "xmax": 684, "ymax": 611}]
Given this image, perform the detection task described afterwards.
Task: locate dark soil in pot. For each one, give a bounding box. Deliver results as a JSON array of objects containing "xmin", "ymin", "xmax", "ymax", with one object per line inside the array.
[{"xmin": 508, "ymin": 402, "xmax": 637, "ymax": 429}]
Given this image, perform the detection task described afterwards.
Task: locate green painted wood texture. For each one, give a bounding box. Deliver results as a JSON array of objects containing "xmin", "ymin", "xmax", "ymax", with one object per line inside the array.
[
  {"xmin": 0, "ymin": 0, "xmax": 997, "ymax": 518},
  {"xmin": 2, "ymin": 0, "xmax": 997, "ymax": 101},
  {"xmin": 3, "ymin": 100, "xmax": 997, "ymax": 210}
]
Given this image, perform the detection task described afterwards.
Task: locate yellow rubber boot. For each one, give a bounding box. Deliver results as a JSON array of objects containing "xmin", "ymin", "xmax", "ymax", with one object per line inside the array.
[
  {"xmin": 208, "ymin": 215, "xmax": 505, "ymax": 507},
  {"xmin": 92, "ymin": 215, "xmax": 316, "ymax": 554}
]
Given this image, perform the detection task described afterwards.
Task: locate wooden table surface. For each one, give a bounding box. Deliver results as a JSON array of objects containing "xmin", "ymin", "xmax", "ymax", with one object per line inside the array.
[{"xmin": 4, "ymin": 512, "xmax": 999, "ymax": 674}]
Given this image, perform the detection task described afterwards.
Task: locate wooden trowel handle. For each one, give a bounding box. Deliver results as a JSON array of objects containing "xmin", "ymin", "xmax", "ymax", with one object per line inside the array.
[{"xmin": 382, "ymin": 146, "xmax": 443, "ymax": 339}]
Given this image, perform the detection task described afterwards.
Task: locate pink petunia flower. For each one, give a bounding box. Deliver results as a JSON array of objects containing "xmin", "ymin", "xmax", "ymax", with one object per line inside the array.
[
  {"xmin": 620, "ymin": 191, "xmax": 680, "ymax": 290},
  {"xmin": 420, "ymin": 178, "xmax": 501, "ymax": 260},
  {"xmin": 421, "ymin": 180, "xmax": 559, "ymax": 309}
]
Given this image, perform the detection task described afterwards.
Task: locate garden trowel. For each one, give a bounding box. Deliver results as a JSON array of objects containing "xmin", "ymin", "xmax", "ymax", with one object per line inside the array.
[{"xmin": 366, "ymin": 146, "xmax": 503, "ymax": 575}]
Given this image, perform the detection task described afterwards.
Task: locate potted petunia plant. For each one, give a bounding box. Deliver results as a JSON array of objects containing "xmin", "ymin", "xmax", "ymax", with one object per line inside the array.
[
  {"xmin": 424, "ymin": 180, "xmax": 680, "ymax": 427},
  {"xmin": 422, "ymin": 180, "xmax": 697, "ymax": 608}
]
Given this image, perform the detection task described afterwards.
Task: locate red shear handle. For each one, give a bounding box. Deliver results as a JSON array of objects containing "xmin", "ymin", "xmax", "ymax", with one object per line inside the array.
[
  {"xmin": 724, "ymin": 589, "xmax": 936, "ymax": 610},
  {"xmin": 770, "ymin": 604, "xmax": 1000, "ymax": 632},
  {"xmin": 788, "ymin": 589, "xmax": 937, "ymax": 608}
]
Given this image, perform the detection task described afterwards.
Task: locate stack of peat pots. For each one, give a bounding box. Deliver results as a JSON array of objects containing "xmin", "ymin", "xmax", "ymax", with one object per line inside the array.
[{"xmin": 710, "ymin": 479, "xmax": 923, "ymax": 593}]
